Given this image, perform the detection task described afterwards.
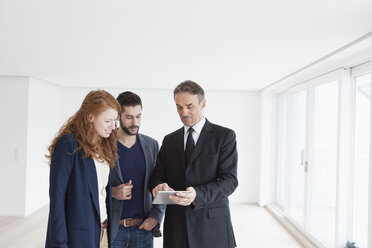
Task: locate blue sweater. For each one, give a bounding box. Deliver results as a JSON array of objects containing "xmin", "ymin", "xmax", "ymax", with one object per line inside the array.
[{"xmin": 117, "ymin": 139, "xmax": 146, "ymax": 219}]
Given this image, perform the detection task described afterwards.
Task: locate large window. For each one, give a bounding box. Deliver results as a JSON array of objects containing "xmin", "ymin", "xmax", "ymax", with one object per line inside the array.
[{"xmin": 275, "ymin": 66, "xmax": 371, "ymax": 248}]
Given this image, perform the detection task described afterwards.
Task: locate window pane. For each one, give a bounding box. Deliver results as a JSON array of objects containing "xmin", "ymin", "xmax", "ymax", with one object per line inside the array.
[
  {"xmin": 286, "ymin": 90, "xmax": 307, "ymax": 224},
  {"xmin": 308, "ymin": 80, "xmax": 339, "ymax": 246},
  {"xmin": 351, "ymin": 73, "xmax": 370, "ymax": 248}
]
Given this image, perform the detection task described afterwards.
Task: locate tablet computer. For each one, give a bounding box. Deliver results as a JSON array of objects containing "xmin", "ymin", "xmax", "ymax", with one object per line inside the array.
[{"xmin": 152, "ymin": 191, "xmax": 189, "ymax": 204}]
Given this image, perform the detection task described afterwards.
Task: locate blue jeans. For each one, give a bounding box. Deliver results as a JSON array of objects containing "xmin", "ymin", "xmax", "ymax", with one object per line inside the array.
[{"xmin": 111, "ymin": 226, "xmax": 153, "ymax": 248}]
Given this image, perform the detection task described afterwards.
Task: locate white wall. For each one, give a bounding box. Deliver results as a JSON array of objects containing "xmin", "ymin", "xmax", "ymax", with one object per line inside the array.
[
  {"xmin": 257, "ymin": 90, "xmax": 276, "ymax": 206},
  {"xmin": 206, "ymin": 91, "xmax": 260, "ymax": 203},
  {"xmin": 0, "ymin": 76, "xmax": 28, "ymax": 216},
  {"xmin": 25, "ymin": 78, "xmax": 62, "ymax": 215},
  {"xmin": 60, "ymin": 87, "xmax": 260, "ymax": 203}
]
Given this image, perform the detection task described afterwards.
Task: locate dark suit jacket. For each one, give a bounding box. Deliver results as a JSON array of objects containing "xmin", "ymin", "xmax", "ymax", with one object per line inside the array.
[
  {"xmin": 45, "ymin": 134, "xmax": 112, "ymax": 248},
  {"xmin": 110, "ymin": 133, "xmax": 165, "ymax": 241},
  {"xmin": 150, "ymin": 119, "xmax": 238, "ymax": 248}
]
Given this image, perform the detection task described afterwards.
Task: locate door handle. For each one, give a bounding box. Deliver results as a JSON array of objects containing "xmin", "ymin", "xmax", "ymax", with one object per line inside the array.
[
  {"xmin": 301, "ymin": 149, "xmax": 305, "ymax": 166},
  {"xmin": 301, "ymin": 149, "xmax": 308, "ymax": 172}
]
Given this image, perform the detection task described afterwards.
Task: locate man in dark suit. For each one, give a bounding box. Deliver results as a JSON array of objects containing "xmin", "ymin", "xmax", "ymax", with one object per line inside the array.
[
  {"xmin": 150, "ymin": 81, "xmax": 238, "ymax": 248},
  {"xmin": 110, "ymin": 91, "xmax": 165, "ymax": 248}
]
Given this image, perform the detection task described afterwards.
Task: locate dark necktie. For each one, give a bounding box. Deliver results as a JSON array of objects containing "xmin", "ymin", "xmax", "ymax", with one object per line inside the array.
[{"xmin": 185, "ymin": 127, "xmax": 195, "ymax": 165}]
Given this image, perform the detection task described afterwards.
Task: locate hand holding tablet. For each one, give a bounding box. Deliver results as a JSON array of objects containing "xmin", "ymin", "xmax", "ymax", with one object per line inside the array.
[
  {"xmin": 152, "ymin": 186, "xmax": 196, "ymax": 206},
  {"xmin": 152, "ymin": 191, "xmax": 190, "ymax": 204}
]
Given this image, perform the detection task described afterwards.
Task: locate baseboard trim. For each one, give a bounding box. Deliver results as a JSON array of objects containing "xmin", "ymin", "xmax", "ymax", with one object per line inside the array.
[{"xmin": 265, "ymin": 204, "xmax": 319, "ymax": 248}]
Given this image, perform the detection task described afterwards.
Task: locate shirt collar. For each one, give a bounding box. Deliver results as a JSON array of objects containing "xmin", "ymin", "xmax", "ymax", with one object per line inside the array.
[{"xmin": 184, "ymin": 117, "xmax": 206, "ymax": 135}]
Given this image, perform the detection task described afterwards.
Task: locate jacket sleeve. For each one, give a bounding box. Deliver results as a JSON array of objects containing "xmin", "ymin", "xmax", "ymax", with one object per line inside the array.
[
  {"xmin": 193, "ymin": 130, "xmax": 238, "ymax": 209},
  {"xmin": 46, "ymin": 135, "xmax": 76, "ymax": 248},
  {"xmin": 149, "ymin": 136, "xmax": 168, "ymax": 191},
  {"xmin": 148, "ymin": 140, "xmax": 166, "ymax": 225}
]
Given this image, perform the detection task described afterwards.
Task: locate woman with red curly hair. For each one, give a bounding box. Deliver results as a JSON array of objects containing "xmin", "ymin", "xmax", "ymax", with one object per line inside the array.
[{"xmin": 45, "ymin": 90, "xmax": 120, "ymax": 248}]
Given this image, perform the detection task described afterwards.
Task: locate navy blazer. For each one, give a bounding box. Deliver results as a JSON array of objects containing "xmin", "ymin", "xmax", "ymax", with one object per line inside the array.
[
  {"xmin": 110, "ymin": 133, "xmax": 165, "ymax": 241},
  {"xmin": 45, "ymin": 134, "xmax": 112, "ymax": 248},
  {"xmin": 150, "ymin": 119, "xmax": 238, "ymax": 248}
]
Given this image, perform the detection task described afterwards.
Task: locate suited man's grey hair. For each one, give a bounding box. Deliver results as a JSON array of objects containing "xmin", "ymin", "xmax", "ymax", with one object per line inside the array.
[{"xmin": 173, "ymin": 80, "xmax": 205, "ymax": 103}]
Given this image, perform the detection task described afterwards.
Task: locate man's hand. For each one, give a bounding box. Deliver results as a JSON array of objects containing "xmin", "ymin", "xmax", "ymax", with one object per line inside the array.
[
  {"xmin": 169, "ymin": 186, "xmax": 196, "ymax": 206},
  {"xmin": 139, "ymin": 217, "xmax": 158, "ymax": 231},
  {"xmin": 112, "ymin": 180, "xmax": 133, "ymax": 200},
  {"xmin": 152, "ymin": 182, "xmax": 173, "ymax": 197}
]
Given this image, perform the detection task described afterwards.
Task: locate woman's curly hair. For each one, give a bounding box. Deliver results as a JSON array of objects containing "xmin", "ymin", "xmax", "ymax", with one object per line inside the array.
[{"xmin": 46, "ymin": 90, "xmax": 120, "ymax": 168}]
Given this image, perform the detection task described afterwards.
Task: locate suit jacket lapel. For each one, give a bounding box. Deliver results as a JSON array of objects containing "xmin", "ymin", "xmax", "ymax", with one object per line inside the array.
[
  {"xmin": 82, "ymin": 155, "xmax": 101, "ymax": 221},
  {"xmin": 175, "ymin": 128, "xmax": 186, "ymax": 169},
  {"xmin": 189, "ymin": 119, "xmax": 213, "ymax": 163}
]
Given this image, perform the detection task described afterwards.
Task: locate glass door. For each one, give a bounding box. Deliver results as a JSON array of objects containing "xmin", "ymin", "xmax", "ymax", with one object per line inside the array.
[
  {"xmin": 285, "ymin": 90, "xmax": 307, "ymax": 224},
  {"xmin": 276, "ymin": 72, "xmax": 343, "ymax": 248},
  {"xmin": 277, "ymin": 88, "xmax": 307, "ymax": 226},
  {"xmin": 307, "ymin": 80, "xmax": 339, "ymax": 246}
]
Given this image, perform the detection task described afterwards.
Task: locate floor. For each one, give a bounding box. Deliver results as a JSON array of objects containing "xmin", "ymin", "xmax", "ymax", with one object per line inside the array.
[{"xmin": 0, "ymin": 204, "xmax": 303, "ymax": 248}]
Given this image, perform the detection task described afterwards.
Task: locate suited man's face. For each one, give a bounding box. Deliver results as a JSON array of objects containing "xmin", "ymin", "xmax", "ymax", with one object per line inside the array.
[{"xmin": 175, "ymin": 92, "xmax": 206, "ymax": 127}]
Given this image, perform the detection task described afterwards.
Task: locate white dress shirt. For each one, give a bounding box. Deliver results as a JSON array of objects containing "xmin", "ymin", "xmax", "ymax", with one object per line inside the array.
[{"xmin": 183, "ymin": 117, "xmax": 206, "ymax": 150}]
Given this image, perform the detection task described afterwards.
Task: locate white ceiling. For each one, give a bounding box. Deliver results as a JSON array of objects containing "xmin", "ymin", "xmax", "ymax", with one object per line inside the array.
[{"xmin": 0, "ymin": 0, "xmax": 371, "ymax": 91}]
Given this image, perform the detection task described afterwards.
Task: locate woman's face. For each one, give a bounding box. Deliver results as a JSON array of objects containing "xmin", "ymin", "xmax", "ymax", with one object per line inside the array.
[{"xmin": 90, "ymin": 108, "xmax": 118, "ymax": 138}]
